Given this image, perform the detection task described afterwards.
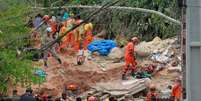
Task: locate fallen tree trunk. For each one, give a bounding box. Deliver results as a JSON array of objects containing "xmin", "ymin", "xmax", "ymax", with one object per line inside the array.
[{"xmin": 32, "ymin": 5, "xmax": 181, "ymax": 25}]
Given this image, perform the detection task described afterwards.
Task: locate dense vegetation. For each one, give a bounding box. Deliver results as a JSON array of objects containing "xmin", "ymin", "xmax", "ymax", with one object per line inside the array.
[
  {"xmin": 0, "ymin": 0, "xmax": 181, "ymax": 95},
  {"xmin": 0, "ymin": 0, "xmax": 40, "ymax": 94},
  {"xmin": 33, "ymin": 0, "xmax": 181, "ymax": 40}
]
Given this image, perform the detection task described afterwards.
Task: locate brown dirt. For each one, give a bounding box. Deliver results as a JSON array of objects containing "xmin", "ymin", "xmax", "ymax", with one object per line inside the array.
[
  {"xmin": 12, "ymin": 51, "xmax": 180, "ymax": 98},
  {"xmin": 26, "ymin": 55, "xmax": 123, "ymax": 97}
]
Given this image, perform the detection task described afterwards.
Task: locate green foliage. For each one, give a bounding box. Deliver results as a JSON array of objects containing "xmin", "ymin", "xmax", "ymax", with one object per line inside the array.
[
  {"xmin": 67, "ymin": 0, "xmax": 181, "ymax": 40},
  {"xmin": 0, "ymin": 50, "xmax": 34, "ymax": 92},
  {"xmin": 0, "ymin": 0, "xmax": 40, "ymax": 94},
  {"xmin": 31, "ymin": 0, "xmax": 181, "ymax": 40}
]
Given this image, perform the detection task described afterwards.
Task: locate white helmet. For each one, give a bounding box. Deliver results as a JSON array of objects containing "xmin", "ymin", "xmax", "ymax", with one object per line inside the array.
[{"xmin": 46, "ymin": 27, "xmax": 52, "ymax": 33}]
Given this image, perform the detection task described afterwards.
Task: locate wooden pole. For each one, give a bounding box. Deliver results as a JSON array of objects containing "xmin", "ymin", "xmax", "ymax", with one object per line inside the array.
[{"xmin": 181, "ymin": 0, "xmax": 187, "ymax": 99}]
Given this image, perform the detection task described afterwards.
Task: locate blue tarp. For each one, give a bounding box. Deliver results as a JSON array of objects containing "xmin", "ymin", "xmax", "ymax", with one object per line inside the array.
[{"xmin": 87, "ymin": 40, "xmax": 117, "ymax": 56}]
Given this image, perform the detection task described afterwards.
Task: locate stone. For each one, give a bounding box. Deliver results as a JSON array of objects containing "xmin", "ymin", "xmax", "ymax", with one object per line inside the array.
[
  {"xmin": 108, "ymin": 47, "xmax": 123, "ymax": 60},
  {"xmin": 168, "ymin": 65, "xmax": 182, "ymax": 73}
]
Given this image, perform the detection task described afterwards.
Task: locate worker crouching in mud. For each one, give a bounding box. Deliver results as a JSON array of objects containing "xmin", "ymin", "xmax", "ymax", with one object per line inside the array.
[
  {"xmin": 122, "ymin": 37, "xmax": 139, "ymax": 80},
  {"xmin": 42, "ymin": 27, "xmax": 62, "ymax": 67}
]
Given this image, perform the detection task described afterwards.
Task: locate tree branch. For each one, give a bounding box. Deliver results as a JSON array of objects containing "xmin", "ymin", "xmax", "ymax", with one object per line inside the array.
[{"xmin": 32, "ymin": 5, "xmax": 181, "ymax": 25}]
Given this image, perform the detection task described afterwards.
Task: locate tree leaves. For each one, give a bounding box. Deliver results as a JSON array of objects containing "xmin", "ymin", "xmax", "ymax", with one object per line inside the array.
[
  {"xmin": 0, "ymin": 1, "xmax": 40, "ymax": 94},
  {"xmin": 64, "ymin": 0, "xmax": 181, "ymax": 40}
]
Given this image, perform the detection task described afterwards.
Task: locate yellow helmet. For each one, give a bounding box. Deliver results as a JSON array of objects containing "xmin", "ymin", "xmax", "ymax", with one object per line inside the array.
[{"xmin": 84, "ymin": 23, "xmax": 93, "ymax": 31}]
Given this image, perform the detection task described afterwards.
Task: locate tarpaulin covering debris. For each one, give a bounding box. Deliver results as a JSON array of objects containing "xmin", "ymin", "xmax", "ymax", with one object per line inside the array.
[{"xmin": 87, "ymin": 40, "xmax": 117, "ymax": 56}]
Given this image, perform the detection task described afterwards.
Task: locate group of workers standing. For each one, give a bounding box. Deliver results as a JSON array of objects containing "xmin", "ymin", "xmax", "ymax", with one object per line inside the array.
[{"xmin": 30, "ymin": 10, "xmax": 93, "ymax": 67}]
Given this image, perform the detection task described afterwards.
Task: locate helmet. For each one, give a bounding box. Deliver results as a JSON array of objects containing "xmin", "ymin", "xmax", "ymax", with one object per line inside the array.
[
  {"xmin": 132, "ymin": 37, "xmax": 139, "ymax": 42},
  {"xmin": 43, "ymin": 15, "xmax": 50, "ymax": 21},
  {"xmin": 149, "ymin": 83, "xmax": 157, "ymax": 91},
  {"xmin": 46, "ymin": 27, "xmax": 52, "ymax": 33},
  {"xmin": 132, "ymin": 37, "xmax": 139, "ymax": 44},
  {"xmin": 84, "ymin": 23, "xmax": 93, "ymax": 31},
  {"xmin": 51, "ymin": 16, "xmax": 56, "ymax": 22},
  {"xmin": 67, "ymin": 84, "xmax": 78, "ymax": 91},
  {"xmin": 88, "ymin": 96, "xmax": 96, "ymax": 101}
]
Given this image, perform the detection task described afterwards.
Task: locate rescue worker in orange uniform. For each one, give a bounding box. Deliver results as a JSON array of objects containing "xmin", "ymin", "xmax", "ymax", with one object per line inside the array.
[
  {"xmin": 42, "ymin": 15, "xmax": 57, "ymax": 37},
  {"xmin": 58, "ymin": 22, "xmax": 67, "ymax": 52},
  {"xmin": 122, "ymin": 37, "xmax": 139, "ymax": 80},
  {"xmin": 48, "ymin": 17, "xmax": 57, "ymax": 38},
  {"xmin": 171, "ymin": 78, "xmax": 182, "ymax": 101},
  {"xmin": 73, "ymin": 16, "xmax": 83, "ymax": 51},
  {"xmin": 83, "ymin": 23, "xmax": 93, "ymax": 50},
  {"xmin": 58, "ymin": 18, "xmax": 75, "ymax": 52},
  {"xmin": 65, "ymin": 18, "xmax": 75, "ymax": 48},
  {"xmin": 146, "ymin": 84, "xmax": 159, "ymax": 101}
]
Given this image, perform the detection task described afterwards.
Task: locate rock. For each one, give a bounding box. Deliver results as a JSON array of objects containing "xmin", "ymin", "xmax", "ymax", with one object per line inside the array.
[
  {"xmin": 135, "ymin": 37, "xmax": 178, "ymax": 57},
  {"xmin": 144, "ymin": 78, "xmax": 152, "ymax": 87},
  {"xmin": 108, "ymin": 47, "xmax": 123, "ymax": 59},
  {"xmin": 136, "ymin": 42, "xmax": 152, "ymax": 56},
  {"xmin": 151, "ymin": 36, "xmax": 162, "ymax": 45},
  {"xmin": 168, "ymin": 65, "xmax": 182, "ymax": 73}
]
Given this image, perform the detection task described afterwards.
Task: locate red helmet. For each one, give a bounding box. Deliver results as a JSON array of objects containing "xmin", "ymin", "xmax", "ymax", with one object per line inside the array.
[
  {"xmin": 42, "ymin": 15, "xmax": 50, "ymax": 21},
  {"xmin": 88, "ymin": 96, "xmax": 96, "ymax": 101}
]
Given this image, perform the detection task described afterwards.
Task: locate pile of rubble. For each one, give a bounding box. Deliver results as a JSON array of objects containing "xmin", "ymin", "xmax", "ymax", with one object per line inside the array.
[
  {"xmin": 136, "ymin": 37, "xmax": 181, "ymax": 72},
  {"xmin": 107, "ymin": 36, "xmax": 181, "ymax": 72}
]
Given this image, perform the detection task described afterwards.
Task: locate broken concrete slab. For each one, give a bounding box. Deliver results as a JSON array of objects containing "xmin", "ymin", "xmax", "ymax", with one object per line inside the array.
[{"xmin": 92, "ymin": 79, "xmax": 146, "ymax": 96}]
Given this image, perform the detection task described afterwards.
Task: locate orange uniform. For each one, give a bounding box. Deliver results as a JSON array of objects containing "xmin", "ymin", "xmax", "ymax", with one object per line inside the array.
[
  {"xmin": 83, "ymin": 23, "xmax": 93, "ymax": 50},
  {"xmin": 66, "ymin": 19, "xmax": 75, "ymax": 48},
  {"xmin": 59, "ymin": 19, "xmax": 75, "ymax": 51},
  {"xmin": 73, "ymin": 29, "xmax": 80, "ymax": 51},
  {"xmin": 124, "ymin": 42, "xmax": 137, "ymax": 74},
  {"xmin": 73, "ymin": 20, "xmax": 83, "ymax": 51},
  {"xmin": 58, "ymin": 25, "xmax": 67, "ymax": 51},
  {"xmin": 171, "ymin": 83, "xmax": 182, "ymax": 100},
  {"xmin": 83, "ymin": 31, "xmax": 93, "ymax": 50},
  {"xmin": 47, "ymin": 20, "xmax": 57, "ymax": 34}
]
